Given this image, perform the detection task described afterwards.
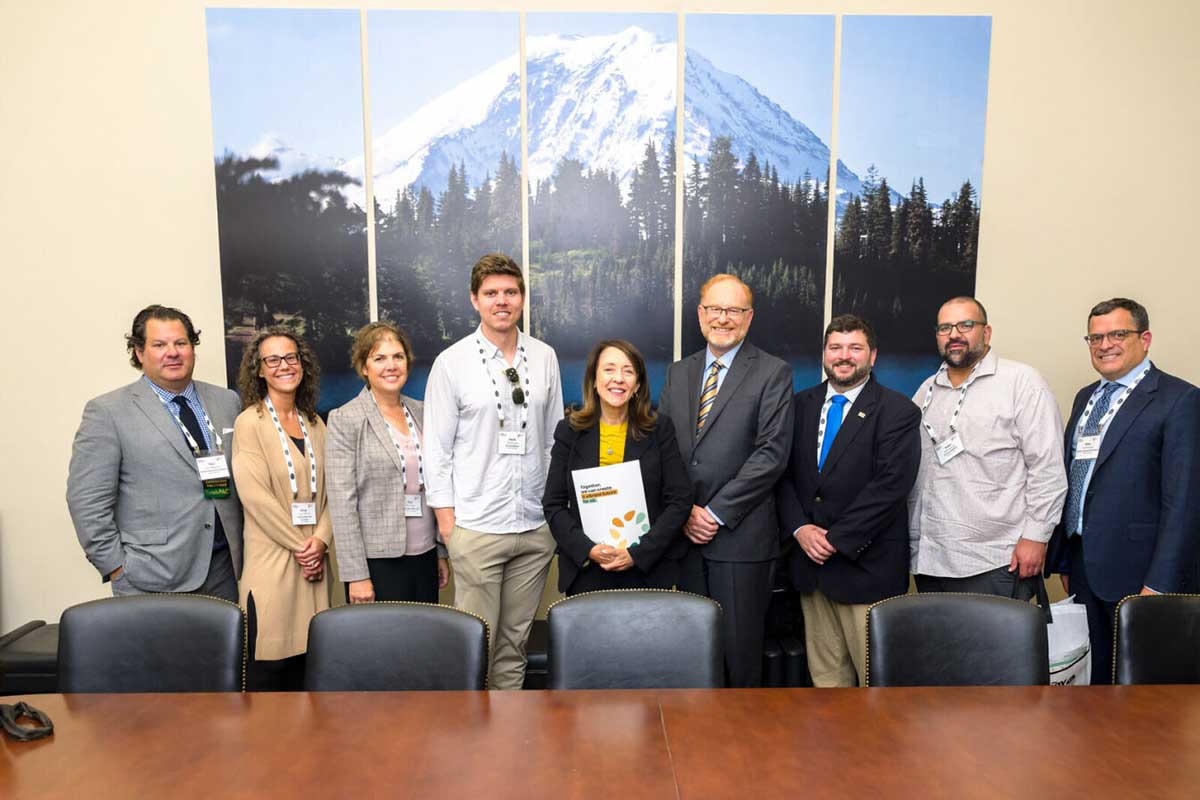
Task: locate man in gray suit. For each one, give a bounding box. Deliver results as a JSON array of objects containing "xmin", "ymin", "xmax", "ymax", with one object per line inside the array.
[
  {"xmin": 67, "ymin": 305, "xmax": 243, "ymax": 602},
  {"xmin": 658, "ymin": 274, "xmax": 794, "ymax": 686}
]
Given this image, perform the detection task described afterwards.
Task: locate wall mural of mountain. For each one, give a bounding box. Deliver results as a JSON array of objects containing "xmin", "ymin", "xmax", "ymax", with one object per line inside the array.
[
  {"xmin": 682, "ymin": 14, "xmax": 836, "ymax": 389},
  {"xmin": 205, "ymin": 8, "xmax": 370, "ymax": 414},
  {"xmin": 205, "ymin": 11, "xmax": 991, "ymax": 404}
]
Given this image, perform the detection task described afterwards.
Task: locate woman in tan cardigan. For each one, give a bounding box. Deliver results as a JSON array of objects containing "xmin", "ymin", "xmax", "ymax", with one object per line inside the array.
[{"xmin": 232, "ymin": 327, "xmax": 332, "ymax": 691}]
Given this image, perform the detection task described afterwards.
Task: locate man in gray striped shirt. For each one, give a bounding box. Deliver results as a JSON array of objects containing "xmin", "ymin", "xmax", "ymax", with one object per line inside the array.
[{"xmin": 907, "ymin": 296, "xmax": 1067, "ymax": 600}]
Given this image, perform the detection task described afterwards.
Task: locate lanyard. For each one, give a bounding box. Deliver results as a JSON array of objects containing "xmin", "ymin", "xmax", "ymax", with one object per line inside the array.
[
  {"xmin": 1074, "ymin": 370, "xmax": 1147, "ymax": 441},
  {"xmin": 168, "ymin": 397, "xmax": 222, "ymax": 454},
  {"xmin": 919, "ymin": 361, "xmax": 982, "ymax": 444},
  {"xmin": 264, "ymin": 395, "xmax": 315, "ymax": 499},
  {"xmin": 370, "ymin": 392, "xmax": 426, "ymax": 489},
  {"xmin": 476, "ymin": 336, "xmax": 530, "ymax": 429}
]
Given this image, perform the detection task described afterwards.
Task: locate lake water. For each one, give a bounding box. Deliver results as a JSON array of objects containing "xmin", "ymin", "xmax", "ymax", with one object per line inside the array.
[{"xmin": 318, "ymin": 351, "xmax": 941, "ymax": 413}]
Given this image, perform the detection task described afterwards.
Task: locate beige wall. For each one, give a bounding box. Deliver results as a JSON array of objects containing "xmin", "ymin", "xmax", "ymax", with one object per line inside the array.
[{"xmin": 2, "ymin": 0, "xmax": 1197, "ymax": 629}]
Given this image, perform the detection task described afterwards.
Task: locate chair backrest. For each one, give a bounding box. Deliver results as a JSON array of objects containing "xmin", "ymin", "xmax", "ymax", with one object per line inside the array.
[
  {"xmin": 866, "ymin": 593, "xmax": 1049, "ymax": 687},
  {"xmin": 58, "ymin": 595, "xmax": 244, "ymax": 693},
  {"xmin": 1114, "ymin": 594, "xmax": 1200, "ymax": 685},
  {"xmin": 547, "ymin": 590, "xmax": 723, "ymax": 689},
  {"xmin": 304, "ymin": 603, "xmax": 489, "ymax": 691}
]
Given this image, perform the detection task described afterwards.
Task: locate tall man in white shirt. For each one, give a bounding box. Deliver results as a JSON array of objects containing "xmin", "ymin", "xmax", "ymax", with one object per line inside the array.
[
  {"xmin": 908, "ymin": 296, "xmax": 1067, "ymax": 600},
  {"xmin": 424, "ymin": 254, "xmax": 564, "ymax": 690}
]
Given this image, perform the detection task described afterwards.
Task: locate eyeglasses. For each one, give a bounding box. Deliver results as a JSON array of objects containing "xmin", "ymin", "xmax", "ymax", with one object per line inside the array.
[
  {"xmin": 261, "ymin": 352, "xmax": 300, "ymax": 369},
  {"xmin": 1084, "ymin": 329, "xmax": 1143, "ymax": 347},
  {"xmin": 504, "ymin": 367, "xmax": 526, "ymax": 405},
  {"xmin": 702, "ymin": 305, "xmax": 750, "ymax": 320},
  {"xmin": 935, "ymin": 320, "xmax": 986, "ymax": 336}
]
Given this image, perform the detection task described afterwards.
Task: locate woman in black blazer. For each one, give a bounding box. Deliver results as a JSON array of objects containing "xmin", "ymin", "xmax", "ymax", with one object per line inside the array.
[{"xmin": 543, "ymin": 339, "xmax": 693, "ymax": 595}]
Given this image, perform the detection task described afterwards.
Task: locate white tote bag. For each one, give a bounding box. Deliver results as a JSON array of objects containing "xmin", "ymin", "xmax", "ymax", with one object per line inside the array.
[{"xmin": 1047, "ymin": 597, "xmax": 1091, "ymax": 685}]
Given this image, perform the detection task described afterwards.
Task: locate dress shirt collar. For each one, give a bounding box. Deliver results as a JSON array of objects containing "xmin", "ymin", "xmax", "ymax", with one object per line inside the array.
[
  {"xmin": 1101, "ymin": 355, "xmax": 1151, "ymax": 390},
  {"xmin": 142, "ymin": 374, "xmax": 202, "ymax": 408},
  {"xmin": 476, "ymin": 324, "xmax": 526, "ymax": 361},
  {"xmin": 934, "ymin": 347, "xmax": 998, "ymax": 388},
  {"xmin": 705, "ymin": 340, "xmax": 743, "ymax": 371},
  {"xmin": 824, "ymin": 374, "xmax": 870, "ymax": 404}
]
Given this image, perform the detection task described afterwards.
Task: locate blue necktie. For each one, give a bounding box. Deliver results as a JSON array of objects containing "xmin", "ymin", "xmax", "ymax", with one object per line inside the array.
[
  {"xmin": 818, "ymin": 395, "xmax": 848, "ymax": 471},
  {"xmin": 1064, "ymin": 383, "xmax": 1120, "ymax": 534}
]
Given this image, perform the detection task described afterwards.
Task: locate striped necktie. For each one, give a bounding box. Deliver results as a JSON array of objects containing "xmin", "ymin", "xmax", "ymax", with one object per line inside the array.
[
  {"xmin": 697, "ymin": 360, "xmax": 724, "ymax": 433},
  {"xmin": 1064, "ymin": 382, "xmax": 1120, "ymax": 534}
]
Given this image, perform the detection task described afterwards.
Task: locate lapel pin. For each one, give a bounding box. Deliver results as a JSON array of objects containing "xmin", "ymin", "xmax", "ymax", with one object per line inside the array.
[{"xmin": 857, "ymin": 411, "xmax": 867, "ymax": 418}]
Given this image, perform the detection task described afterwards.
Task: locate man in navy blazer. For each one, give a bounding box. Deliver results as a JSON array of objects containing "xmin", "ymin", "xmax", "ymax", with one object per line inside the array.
[
  {"xmin": 1046, "ymin": 297, "xmax": 1200, "ymax": 683},
  {"xmin": 776, "ymin": 315, "xmax": 921, "ymax": 686}
]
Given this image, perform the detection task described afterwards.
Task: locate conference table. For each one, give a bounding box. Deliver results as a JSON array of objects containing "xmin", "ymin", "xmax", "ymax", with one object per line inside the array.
[{"xmin": 2, "ymin": 686, "xmax": 1198, "ymax": 798}]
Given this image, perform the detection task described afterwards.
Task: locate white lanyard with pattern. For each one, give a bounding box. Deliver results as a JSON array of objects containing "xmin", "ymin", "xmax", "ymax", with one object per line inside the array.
[
  {"xmin": 169, "ymin": 398, "xmax": 223, "ymax": 454},
  {"xmin": 1071, "ymin": 369, "xmax": 1147, "ymax": 460},
  {"xmin": 370, "ymin": 392, "xmax": 426, "ymax": 490},
  {"xmin": 263, "ymin": 395, "xmax": 316, "ymax": 499},
  {"xmin": 919, "ymin": 361, "xmax": 982, "ymax": 444},
  {"xmin": 1080, "ymin": 369, "xmax": 1142, "ymax": 438},
  {"xmin": 477, "ymin": 336, "xmax": 530, "ymax": 430}
]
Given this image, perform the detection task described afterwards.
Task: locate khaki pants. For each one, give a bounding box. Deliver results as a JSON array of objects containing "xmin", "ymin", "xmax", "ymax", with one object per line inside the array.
[
  {"xmin": 448, "ymin": 523, "xmax": 555, "ymax": 690},
  {"xmin": 800, "ymin": 588, "xmax": 870, "ymax": 688}
]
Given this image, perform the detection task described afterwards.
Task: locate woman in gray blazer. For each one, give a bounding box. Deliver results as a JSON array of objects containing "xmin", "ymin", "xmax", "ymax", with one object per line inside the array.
[{"xmin": 326, "ymin": 322, "xmax": 449, "ymax": 603}]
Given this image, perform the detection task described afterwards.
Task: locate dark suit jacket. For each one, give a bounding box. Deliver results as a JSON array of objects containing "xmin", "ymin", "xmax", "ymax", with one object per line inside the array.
[
  {"xmin": 1045, "ymin": 364, "xmax": 1200, "ymax": 601},
  {"xmin": 775, "ymin": 375, "xmax": 921, "ymax": 605},
  {"xmin": 657, "ymin": 342, "xmax": 794, "ymax": 563},
  {"xmin": 542, "ymin": 416, "xmax": 693, "ymax": 593}
]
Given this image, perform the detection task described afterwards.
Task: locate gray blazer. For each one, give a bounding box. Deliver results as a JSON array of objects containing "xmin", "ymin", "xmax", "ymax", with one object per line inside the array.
[
  {"xmin": 66, "ymin": 378, "xmax": 244, "ymax": 591},
  {"xmin": 325, "ymin": 387, "xmax": 442, "ymax": 583},
  {"xmin": 657, "ymin": 341, "xmax": 795, "ymax": 562}
]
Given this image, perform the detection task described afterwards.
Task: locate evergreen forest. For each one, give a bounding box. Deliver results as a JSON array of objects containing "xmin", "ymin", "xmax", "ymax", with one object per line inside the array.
[
  {"xmin": 374, "ymin": 152, "xmax": 523, "ymax": 363},
  {"xmin": 833, "ymin": 166, "xmax": 981, "ymax": 354},
  {"xmin": 681, "ymin": 135, "xmax": 828, "ymax": 360},
  {"xmin": 529, "ymin": 140, "xmax": 677, "ymax": 363},
  {"xmin": 213, "ymin": 153, "xmax": 369, "ymax": 407}
]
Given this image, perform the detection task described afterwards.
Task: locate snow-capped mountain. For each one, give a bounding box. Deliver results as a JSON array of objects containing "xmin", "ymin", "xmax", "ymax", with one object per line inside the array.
[
  {"xmin": 255, "ymin": 26, "xmax": 892, "ymax": 214},
  {"xmin": 247, "ymin": 134, "xmax": 366, "ymax": 209}
]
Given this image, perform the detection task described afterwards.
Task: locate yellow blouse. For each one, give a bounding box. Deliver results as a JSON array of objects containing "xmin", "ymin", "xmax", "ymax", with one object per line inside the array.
[{"xmin": 598, "ymin": 421, "xmax": 628, "ymax": 466}]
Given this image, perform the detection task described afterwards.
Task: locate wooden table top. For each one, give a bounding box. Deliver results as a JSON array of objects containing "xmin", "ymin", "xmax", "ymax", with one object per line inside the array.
[{"xmin": 2, "ymin": 686, "xmax": 1198, "ymax": 799}]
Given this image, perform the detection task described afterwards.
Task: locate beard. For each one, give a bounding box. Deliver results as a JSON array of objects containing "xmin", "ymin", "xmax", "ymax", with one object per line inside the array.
[
  {"xmin": 939, "ymin": 338, "xmax": 987, "ymax": 369},
  {"xmin": 824, "ymin": 360, "xmax": 871, "ymax": 390}
]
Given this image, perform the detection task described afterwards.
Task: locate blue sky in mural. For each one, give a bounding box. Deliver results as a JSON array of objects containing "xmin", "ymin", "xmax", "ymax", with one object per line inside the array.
[
  {"xmin": 205, "ymin": 8, "xmax": 363, "ymax": 162},
  {"xmin": 685, "ymin": 14, "xmax": 835, "ymax": 144},
  {"xmin": 526, "ymin": 11, "xmax": 676, "ymax": 40},
  {"xmin": 838, "ymin": 15, "xmax": 991, "ymax": 203},
  {"xmin": 367, "ymin": 11, "xmax": 518, "ymax": 132}
]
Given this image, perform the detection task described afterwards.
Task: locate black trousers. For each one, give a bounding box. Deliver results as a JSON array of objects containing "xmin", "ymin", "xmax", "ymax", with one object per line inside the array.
[
  {"xmin": 245, "ymin": 592, "xmax": 307, "ymax": 692},
  {"xmin": 345, "ymin": 549, "xmax": 439, "ymax": 603},
  {"xmin": 566, "ymin": 564, "xmax": 651, "ymax": 596},
  {"xmin": 1066, "ymin": 534, "xmax": 1118, "ymax": 685},
  {"xmin": 678, "ymin": 549, "xmax": 774, "ymax": 688},
  {"xmin": 915, "ymin": 565, "xmax": 1038, "ymax": 602}
]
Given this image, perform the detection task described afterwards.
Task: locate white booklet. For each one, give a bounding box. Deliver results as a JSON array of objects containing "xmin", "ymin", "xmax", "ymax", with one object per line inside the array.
[{"xmin": 571, "ymin": 459, "xmax": 651, "ymax": 548}]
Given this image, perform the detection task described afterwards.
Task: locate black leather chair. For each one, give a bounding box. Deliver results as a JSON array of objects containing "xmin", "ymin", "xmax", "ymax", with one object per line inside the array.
[
  {"xmin": 547, "ymin": 590, "xmax": 723, "ymax": 689},
  {"xmin": 866, "ymin": 593, "xmax": 1049, "ymax": 687},
  {"xmin": 0, "ymin": 621, "xmax": 60, "ymax": 694},
  {"xmin": 305, "ymin": 602, "xmax": 489, "ymax": 691},
  {"xmin": 58, "ymin": 595, "xmax": 245, "ymax": 693},
  {"xmin": 1114, "ymin": 594, "xmax": 1200, "ymax": 685}
]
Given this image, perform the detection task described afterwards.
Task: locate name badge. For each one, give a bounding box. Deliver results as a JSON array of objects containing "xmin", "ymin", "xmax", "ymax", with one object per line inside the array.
[
  {"xmin": 291, "ymin": 502, "xmax": 317, "ymax": 526},
  {"xmin": 1075, "ymin": 434, "xmax": 1101, "ymax": 460},
  {"xmin": 498, "ymin": 431, "xmax": 527, "ymax": 455},
  {"xmin": 935, "ymin": 432, "xmax": 965, "ymax": 465},
  {"xmin": 196, "ymin": 450, "xmax": 231, "ymax": 499},
  {"xmin": 404, "ymin": 494, "xmax": 423, "ymax": 518}
]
